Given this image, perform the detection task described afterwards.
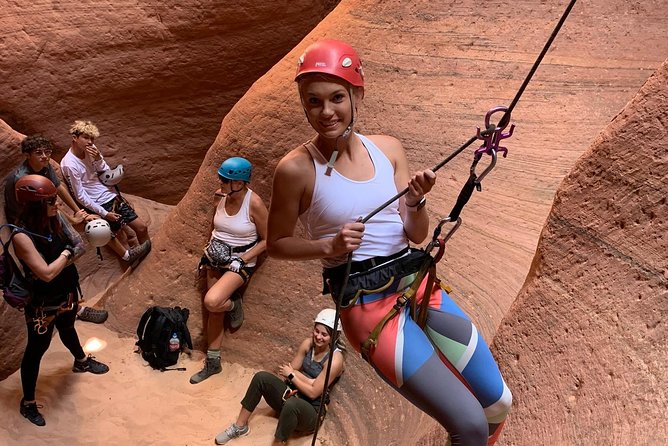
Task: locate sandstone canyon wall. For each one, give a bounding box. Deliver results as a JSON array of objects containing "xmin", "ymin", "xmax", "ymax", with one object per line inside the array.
[
  {"xmin": 0, "ymin": 0, "xmax": 338, "ymax": 204},
  {"xmin": 493, "ymin": 60, "xmax": 667, "ymax": 445},
  {"xmin": 100, "ymin": 0, "xmax": 667, "ymax": 444},
  {"xmin": 1, "ymin": 0, "xmax": 667, "ymax": 444}
]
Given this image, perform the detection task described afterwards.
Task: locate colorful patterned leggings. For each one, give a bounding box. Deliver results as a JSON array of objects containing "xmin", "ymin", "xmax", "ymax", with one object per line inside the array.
[{"xmin": 340, "ymin": 276, "xmax": 512, "ymax": 446}]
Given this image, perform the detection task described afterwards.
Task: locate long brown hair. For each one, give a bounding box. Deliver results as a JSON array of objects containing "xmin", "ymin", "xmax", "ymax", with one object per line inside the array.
[{"xmin": 17, "ymin": 201, "xmax": 61, "ymax": 236}]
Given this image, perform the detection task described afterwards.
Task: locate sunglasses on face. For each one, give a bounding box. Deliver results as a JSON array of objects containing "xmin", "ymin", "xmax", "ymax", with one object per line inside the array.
[
  {"xmin": 33, "ymin": 150, "xmax": 52, "ymax": 157},
  {"xmin": 45, "ymin": 197, "xmax": 58, "ymax": 205},
  {"xmin": 218, "ymin": 176, "xmax": 231, "ymax": 184}
]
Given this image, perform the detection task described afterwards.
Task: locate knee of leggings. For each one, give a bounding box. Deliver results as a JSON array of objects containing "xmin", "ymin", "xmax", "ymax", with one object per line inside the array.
[
  {"xmin": 252, "ymin": 370, "xmax": 273, "ymax": 383},
  {"xmin": 248, "ymin": 370, "xmax": 274, "ymax": 391},
  {"xmin": 484, "ymin": 384, "xmax": 513, "ymax": 423},
  {"xmin": 496, "ymin": 387, "xmax": 513, "ymax": 417},
  {"xmin": 454, "ymin": 416, "xmax": 489, "ymax": 445}
]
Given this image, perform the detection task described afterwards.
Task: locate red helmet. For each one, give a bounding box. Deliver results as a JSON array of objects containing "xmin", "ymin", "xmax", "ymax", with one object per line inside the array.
[
  {"xmin": 15, "ymin": 174, "xmax": 57, "ymax": 203},
  {"xmin": 295, "ymin": 39, "xmax": 364, "ymax": 87}
]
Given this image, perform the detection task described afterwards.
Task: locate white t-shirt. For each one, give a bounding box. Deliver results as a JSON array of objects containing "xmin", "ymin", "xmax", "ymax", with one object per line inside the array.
[{"xmin": 60, "ymin": 149, "xmax": 117, "ymax": 217}]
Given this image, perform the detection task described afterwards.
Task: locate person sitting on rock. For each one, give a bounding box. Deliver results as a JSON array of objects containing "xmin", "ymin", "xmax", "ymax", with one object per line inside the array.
[
  {"xmin": 214, "ymin": 308, "xmax": 345, "ymax": 445},
  {"xmin": 3, "ymin": 134, "xmax": 108, "ymax": 324},
  {"xmin": 60, "ymin": 120, "xmax": 150, "ymax": 266},
  {"xmin": 11, "ymin": 175, "xmax": 109, "ymax": 427},
  {"xmin": 190, "ymin": 157, "xmax": 268, "ymax": 384}
]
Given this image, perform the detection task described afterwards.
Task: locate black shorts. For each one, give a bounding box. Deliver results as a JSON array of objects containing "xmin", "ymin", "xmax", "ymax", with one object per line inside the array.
[
  {"xmin": 200, "ymin": 256, "xmax": 255, "ymax": 284},
  {"xmin": 100, "ymin": 196, "xmax": 138, "ymax": 232}
]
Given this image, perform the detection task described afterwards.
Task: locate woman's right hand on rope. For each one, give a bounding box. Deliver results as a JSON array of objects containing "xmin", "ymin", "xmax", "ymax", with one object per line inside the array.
[
  {"xmin": 406, "ymin": 169, "xmax": 436, "ymax": 205},
  {"xmin": 330, "ymin": 221, "xmax": 365, "ymax": 256}
]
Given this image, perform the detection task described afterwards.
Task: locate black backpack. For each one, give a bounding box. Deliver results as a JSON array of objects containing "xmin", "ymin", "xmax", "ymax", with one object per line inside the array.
[
  {"xmin": 1, "ymin": 225, "xmax": 33, "ymax": 310},
  {"xmin": 136, "ymin": 306, "xmax": 193, "ymax": 370}
]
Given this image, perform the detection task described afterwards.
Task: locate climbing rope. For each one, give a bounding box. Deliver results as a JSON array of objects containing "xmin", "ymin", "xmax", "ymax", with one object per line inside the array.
[{"xmin": 310, "ymin": 1, "xmax": 578, "ymax": 443}]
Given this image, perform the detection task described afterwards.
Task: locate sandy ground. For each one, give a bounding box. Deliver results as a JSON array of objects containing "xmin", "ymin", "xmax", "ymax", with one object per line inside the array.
[{"xmin": 0, "ymin": 320, "xmax": 328, "ymax": 446}]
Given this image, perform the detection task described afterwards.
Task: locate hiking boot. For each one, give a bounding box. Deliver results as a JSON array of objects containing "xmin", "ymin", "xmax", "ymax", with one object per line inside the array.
[
  {"xmin": 127, "ymin": 240, "xmax": 151, "ymax": 267},
  {"xmin": 77, "ymin": 306, "xmax": 109, "ymax": 324},
  {"xmin": 189, "ymin": 356, "xmax": 222, "ymax": 384},
  {"xmin": 215, "ymin": 423, "xmax": 250, "ymax": 445},
  {"xmin": 20, "ymin": 398, "xmax": 46, "ymax": 426},
  {"xmin": 73, "ymin": 354, "xmax": 110, "ymax": 374},
  {"xmin": 228, "ymin": 298, "xmax": 244, "ymax": 329}
]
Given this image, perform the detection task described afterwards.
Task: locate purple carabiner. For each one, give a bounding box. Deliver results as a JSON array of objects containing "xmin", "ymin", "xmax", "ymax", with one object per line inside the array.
[{"xmin": 475, "ymin": 106, "xmax": 515, "ymax": 158}]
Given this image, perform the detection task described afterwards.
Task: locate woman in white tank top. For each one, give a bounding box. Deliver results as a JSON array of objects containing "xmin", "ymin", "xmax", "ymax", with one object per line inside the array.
[
  {"xmin": 190, "ymin": 157, "xmax": 268, "ymax": 385},
  {"xmin": 265, "ymin": 40, "xmax": 512, "ymax": 446}
]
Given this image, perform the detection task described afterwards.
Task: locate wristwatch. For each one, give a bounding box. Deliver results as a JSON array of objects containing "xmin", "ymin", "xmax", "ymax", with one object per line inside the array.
[
  {"xmin": 406, "ymin": 196, "xmax": 427, "ymax": 212},
  {"xmin": 287, "ymin": 372, "xmax": 295, "ymax": 382}
]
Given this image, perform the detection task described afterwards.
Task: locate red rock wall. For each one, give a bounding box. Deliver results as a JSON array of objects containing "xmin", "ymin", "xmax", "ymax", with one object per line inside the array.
[
  {"xmin": 0, "ymin": 0, "xmax": 338, "ymax": 204},
  {"xmin": 493, "ymin": 60, "xmax": 668, "ymax": 445},
  {"xmin": 3, "ymin": 0, "xmax": 667, "ymax": 443},
  {"xmin": 101, "ymin": 1, "xmax": 668, "ymax": 444}
]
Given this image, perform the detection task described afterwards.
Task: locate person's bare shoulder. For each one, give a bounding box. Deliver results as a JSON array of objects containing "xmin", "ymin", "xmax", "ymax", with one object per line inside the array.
[
  {"xmin": 249, "ymin": 189, "xmax": 268, "ymax": 209},
  {"xmin": 274, "ymin": 144, "xmax": 314, "ymax": 189},
  {"xmin": 365, "ymin": 134, "xmax": 405, "ymax": 164}
]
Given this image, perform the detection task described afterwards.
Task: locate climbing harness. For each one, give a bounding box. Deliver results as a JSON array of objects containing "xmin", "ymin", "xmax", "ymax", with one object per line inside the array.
[
  {"xmin": 310, "ymin": 1, "xmax": 578, "ymax": 444},
  {"xmin": 31, "ymin": 295, "xmax": 76, "ymax": 335}
]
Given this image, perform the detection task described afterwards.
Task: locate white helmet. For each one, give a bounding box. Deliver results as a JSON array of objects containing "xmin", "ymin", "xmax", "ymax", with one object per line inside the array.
[
  {"xmin": 84, "ymin": 219, "xmax": 112, "ymax": 247},
  {"xmin": 98, "ymin": 164, "xmax": 124, "ymax": 186},
  {"xmin": 314, "ymin": 308, "xmax": 342, "ymax": 332}
]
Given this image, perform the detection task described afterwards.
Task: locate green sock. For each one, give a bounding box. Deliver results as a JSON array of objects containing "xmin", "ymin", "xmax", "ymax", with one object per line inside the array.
[{"xmin": 207, "ymin": 349, "xmax": 221, "ymax": 360}]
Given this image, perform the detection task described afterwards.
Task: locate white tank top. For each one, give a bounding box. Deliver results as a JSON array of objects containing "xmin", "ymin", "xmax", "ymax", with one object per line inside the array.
[
  {"xmin": 299, "ymin": 134, "xmax": 408, "ymax": 268},
  {"xmin": 211, "ymin": 189, "xmax": 258, "ymax": 267}
]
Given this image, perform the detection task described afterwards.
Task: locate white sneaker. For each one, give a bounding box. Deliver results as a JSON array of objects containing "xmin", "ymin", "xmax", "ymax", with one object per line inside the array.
[{"xmin": 215, "ymin": 423, "xmax": 250, "ymax": 444}]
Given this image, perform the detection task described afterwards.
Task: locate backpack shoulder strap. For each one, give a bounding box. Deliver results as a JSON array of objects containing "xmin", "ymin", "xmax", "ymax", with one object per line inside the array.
[
  {"xmin": 136, "ymin": 306, "xmax": 157, "ymax": 343},
  {"xmin": 173, "ymin": 307, "xmax": 193, "ymax": 349},
  {"xmin": 2, "ymin": 227, "xmax": 29, "ymax": 280}
]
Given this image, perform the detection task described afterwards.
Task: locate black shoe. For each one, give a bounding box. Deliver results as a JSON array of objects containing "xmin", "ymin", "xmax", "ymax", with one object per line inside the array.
[
  {"xmin": 73, "ymin": 354, "xmax": 110, "ymax": 374},
  {"xmin": 189, "ymin": 356, "xmax": 222, "ymax": 384},
  {"xmin": 77, "ymin": 306, "xmax": 109, "ymax": 324},
  {"xmin": 20, "ymin": 398, "xmax": 45, "ymax": 426}
]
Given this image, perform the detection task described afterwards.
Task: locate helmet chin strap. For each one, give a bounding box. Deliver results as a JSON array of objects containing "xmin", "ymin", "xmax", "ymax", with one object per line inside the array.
[
  {"xmin": 325, "ymin": 86, "xmax": 356, "ymax": 176},
  {"xmin": 226, "ymin": 182, "xmax": 245, "ymax": 196}
]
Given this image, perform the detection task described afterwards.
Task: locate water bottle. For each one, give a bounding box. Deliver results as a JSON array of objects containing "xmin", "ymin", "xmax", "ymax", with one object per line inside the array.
[{"xmin": 168, "ymin": 332, "xmax": 180, "ymax": 352}]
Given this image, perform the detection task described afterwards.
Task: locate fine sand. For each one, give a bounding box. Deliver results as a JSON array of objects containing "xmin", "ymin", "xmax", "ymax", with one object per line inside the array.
[{"xmin": 0, "ymin": 320, "xmax": 329, "ymax": 446}]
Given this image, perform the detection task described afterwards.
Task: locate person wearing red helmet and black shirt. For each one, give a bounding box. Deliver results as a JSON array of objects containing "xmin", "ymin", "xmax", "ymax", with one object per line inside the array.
[
  {"xmin": 3, "ymin": 134, "xmax": 109, "ymax": 324},
  {"xmin": 11, "ymin": 175, "xmax": 109, "ymax": 427}
]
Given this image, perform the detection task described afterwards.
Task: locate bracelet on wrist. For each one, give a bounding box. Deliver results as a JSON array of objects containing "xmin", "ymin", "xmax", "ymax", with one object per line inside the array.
[{"xmin": 406, "ymin": 196, "xmax": 427, "ymax": 212}]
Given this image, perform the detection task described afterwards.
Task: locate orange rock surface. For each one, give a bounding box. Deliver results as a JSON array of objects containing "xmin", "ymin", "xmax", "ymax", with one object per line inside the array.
[
  {"xmin": 493, "ymin": 60, "xmax": 667, "ymax": 445},
  {"xmin": 0, "ymin": 0, "xmax": 337, "ymax": 204},
  {"xmin": 1, "ymin": 0, "xmax": 667, "ymax": 444}
]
